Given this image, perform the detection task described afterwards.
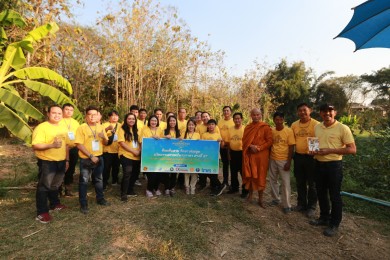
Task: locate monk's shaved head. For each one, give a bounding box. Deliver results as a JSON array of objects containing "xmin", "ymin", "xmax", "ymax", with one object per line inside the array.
[
  {"xmin": 250, "ymin": 108, "xmax": 262, "ymax": 123},
  {"xmin": 250, "ymin": 108, "xmax": 261, "ymax": 115}
]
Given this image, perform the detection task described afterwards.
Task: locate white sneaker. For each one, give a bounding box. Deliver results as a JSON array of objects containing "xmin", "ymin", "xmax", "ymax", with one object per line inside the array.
[
  {"xmin": 165, "ymin": 189, "xmax": 170, "ymax": 195},
  {"xmin": 155, "ymin": 190, "xmax": 162, "ymax": 196},
  {"xmin": 146, "ymin": 190, "xmax": 153, "ymax": 198},
  {"xmin": 135, "ymin": 180, "xmax": 142, "ymax": 186}
]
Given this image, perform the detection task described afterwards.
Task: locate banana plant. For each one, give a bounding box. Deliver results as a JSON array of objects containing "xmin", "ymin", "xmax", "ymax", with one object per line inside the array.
[{"xmin": 0, "ymin": 10, "xmax": 82, "ymax": 144}]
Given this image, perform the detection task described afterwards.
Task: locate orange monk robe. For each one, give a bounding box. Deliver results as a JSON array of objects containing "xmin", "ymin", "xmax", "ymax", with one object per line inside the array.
[{"xmin": 242, "ymin": 121, "xmax": 273, "ymax": 191}]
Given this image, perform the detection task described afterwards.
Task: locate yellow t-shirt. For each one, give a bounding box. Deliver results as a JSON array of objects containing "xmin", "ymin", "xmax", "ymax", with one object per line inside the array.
[
  {"xmin": 201, "ymin": 132, "xmax": 222, "ymax": 141},
  {"xmin": 59, "ymin": 117, "xmax": 80, "ymax": 148},
  {"xmin": 177, "ymin": 119, "xmax": 188, "ymax": 137},
  {"xmin": 139, "ymin": 126, "xmax": 164, "ymax": 143},
  {"xmin": 227, "ymin": 125, "xmax": 245, "ymax": 151},
  {"xmin": 102, "ymin": 122, "xmax": 121, "ymax": 153},
  {"xmin": 137, "ymin": 119, "xmax": 145, "ymax": 132},
  {"xmin": 159, "ymin": 121, "xmax": 167, "ymax": 132},
  {"xmin": 218, "ymin": 118, "xmax": 234, "ymax": 143},
  {"xmin": 181, "ymin": 132, "xmax": 201, "ymax": 140},
  {"xmin": 270, "ymin": 127, "xmax": 296, "ymax": 160},
  {"xmin": 314, "ymin": 121, "xmax": 355, "ymax": 162},
  {"xmin": 291, "ymin": 118, "xmax": 320, "ymax": 154},
  {"xmin": 196, "ymin": 124, "xmax": 220, "ymax": 136},
  {"xmin": 117, "ymin": 127, "xmax": 140, "ymax": 160},
  {"xmin": 32, "ymin": 122, "xmax": 69, "ymax": 161},
  {"xmin": 75, "ymin": 123, "xmax": 108, "ymax": 158}
]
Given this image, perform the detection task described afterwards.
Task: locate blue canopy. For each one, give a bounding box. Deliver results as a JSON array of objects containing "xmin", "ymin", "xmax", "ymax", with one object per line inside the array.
[{"xmin": 335, "ymin": 0, "xmax": 390, "ymax": 51}]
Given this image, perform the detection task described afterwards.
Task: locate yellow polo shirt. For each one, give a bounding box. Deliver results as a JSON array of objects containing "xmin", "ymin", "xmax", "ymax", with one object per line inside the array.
[
  {"xmin": 314, "ymin": 121, "xmax": 355, "ymax": 162},
  {"xmin": 218, "ymin": 118, "xmax": 234, "ymax": 143},
  {"xmin": 75, "ymin": 123, "xmax": 108, "ymax": 158},
  {"xmin": 291, "ymin": 118, "xmax": 320, "ymax": 154}
]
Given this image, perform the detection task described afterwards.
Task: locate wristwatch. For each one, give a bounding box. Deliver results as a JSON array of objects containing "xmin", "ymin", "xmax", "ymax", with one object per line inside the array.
[{"xmin": 89, "ymin": 154, "xmax": 94, "ymax": 159}]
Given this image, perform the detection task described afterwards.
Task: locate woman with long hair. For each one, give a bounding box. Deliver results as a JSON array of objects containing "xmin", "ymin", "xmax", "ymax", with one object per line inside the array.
[{"xmin": 117, "ymin": 113, "xmax": 140, "ymax": 201}]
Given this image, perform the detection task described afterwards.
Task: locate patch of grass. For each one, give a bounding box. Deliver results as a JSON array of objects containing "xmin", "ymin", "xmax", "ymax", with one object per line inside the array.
[
  {"xmin": 0, "ymin": 187, "xmax": 267, "ymax": 259},
  {"xmin": 343, "ymin": 196, "xmax": 390, "ymax": 235}
]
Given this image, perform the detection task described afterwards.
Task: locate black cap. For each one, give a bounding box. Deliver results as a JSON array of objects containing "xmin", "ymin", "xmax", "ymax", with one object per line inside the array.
[{"xmin": 319, "ymin": 103, "xmax": 335, "ymax": 112}]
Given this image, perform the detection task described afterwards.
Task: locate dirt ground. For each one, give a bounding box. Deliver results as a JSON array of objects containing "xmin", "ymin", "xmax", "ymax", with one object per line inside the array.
[{"xmin": 0, "ymin": 143, "xmax": 389, "ymax": 259}]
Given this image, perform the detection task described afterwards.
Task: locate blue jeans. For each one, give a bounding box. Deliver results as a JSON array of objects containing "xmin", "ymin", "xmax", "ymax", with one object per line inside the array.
[
  {"xmin": 315, "ymin": 160, "xmax": 343, "ymax": 227},
  {"xmin": 36, "ymin": 159, "xmax": 65, "ymax": 215},
  {"xmin": 79, "ymin": 157, "xmax": 104, "ymax": 207}
]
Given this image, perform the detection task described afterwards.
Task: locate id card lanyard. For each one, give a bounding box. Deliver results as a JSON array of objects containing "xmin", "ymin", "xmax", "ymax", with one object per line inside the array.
[
  {"xmin": 87, "ymin": 124, "xmax": 100, "ymax": 152},
  {"xmin": 65, "ymin": 119, "xmax": 75, "ymax": 140}
]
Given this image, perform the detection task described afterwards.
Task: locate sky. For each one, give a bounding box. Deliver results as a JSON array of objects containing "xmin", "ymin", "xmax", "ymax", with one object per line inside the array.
[{"xmin": 68, "ymin": 0, "xmax": 389, "ymax": 77}]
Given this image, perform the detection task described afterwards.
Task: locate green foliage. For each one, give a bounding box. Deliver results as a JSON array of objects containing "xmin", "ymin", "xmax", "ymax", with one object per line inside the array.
[
  {"xmin": 339, "ymin": 114, "xmax": 359, "ymax": 133},
  {"xmin": 0, "ymin": 10, "xmax": 81, "ymax": 144},
  {"xmin": 343, "ymin": 129, "xmax": 390, "ymax": 201},
  {"xmin": 313, "ymin": 80, "xmax": 348, "ymax": 114},
  {"xmin": 264, "ymin": 59, "xmax": 312, "ymax": 124}
]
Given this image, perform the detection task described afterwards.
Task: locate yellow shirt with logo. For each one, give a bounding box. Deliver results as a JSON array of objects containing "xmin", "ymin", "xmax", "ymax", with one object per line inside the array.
[
  {"xmin": 314, "ymin": 121, "xmax": 355, "ymax": 162},
  {"xmin": 32, "ymin": 122, "xmax": 69, "ymax": 161},
  {"xmin": 218, "ymin": 118, "xmax": 234, "ymax": 143},
  {"xmin": 270, "ymin": 127, "xmax": 296, "ymax": 160},
  {"xmin": 75, "ymin": 123, "xmax": 108, "ymax": 158},
  {"xmin": 227, "ymin": 125, "xmax": 245, "ymax": 151},
  {"xmin": 291, "ymin": 118, "xmax": 320, "ymax": 154},
  {"xmin": 178, "ymin": 119, "xmax": 188, "ymax": 137},
  {"xmin": 102, "ymin": 122, "xmax": 120, "ymax": 153},
  {"xmin": 59, "ymin": 117, "xmax": 80, "ymax": 148},
  {"xmin": 117, "ymin": 127, "xmax": 140, "ymax": 160}
]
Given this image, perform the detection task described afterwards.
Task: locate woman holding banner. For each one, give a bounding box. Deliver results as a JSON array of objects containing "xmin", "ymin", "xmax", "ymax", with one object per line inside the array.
[
  {"xmin": 139, "ymin": 115, "xmax": 164, "ymax": 198},
  {"xmin": 117, "ymin": 113, "xmax": 140, "ymax": 202},
  {"xmin": 182, "ymin": 119, "xmax": 201, "ymax": 195},
  {"xmin": 163, "ymin": 115, "xmax": 181, "ymax": 196}
]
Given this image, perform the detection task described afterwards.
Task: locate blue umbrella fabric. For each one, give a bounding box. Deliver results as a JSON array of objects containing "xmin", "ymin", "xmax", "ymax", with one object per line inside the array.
[{"xmin": 335, "ymin": 0, "xmax": 390, "ymax": 51}]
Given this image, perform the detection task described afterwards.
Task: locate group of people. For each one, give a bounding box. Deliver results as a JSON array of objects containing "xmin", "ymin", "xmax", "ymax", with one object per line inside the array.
[{"xmin": 32, "ymin": 102, "xmax": 356, "ymax": 237}]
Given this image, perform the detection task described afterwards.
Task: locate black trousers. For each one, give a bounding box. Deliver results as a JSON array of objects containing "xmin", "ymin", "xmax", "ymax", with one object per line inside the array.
[
  {"xmin": 315, "ymin": 160, "xmax": 343, "ymax": 227},
  {"xmin": 293, "ymin": 153, "xmax": 317, "ymax": 210},
  {"xmin": 103, "ymin": 152, "xmax": 120, "ymax": 187},
  {"xmin": 220, "ymin": 148, "xmax": 229, "ymax": 184},
  {"xmin": 229, "ymin": 150, "xmax": 243, "ymax": 191},
  {"xmin": 120, "ymin": 156, "xmax": 140, "ymax": 196},
  {"xmin": 64, "ymin": 147, "xmax": 78, "ymax": 185}
]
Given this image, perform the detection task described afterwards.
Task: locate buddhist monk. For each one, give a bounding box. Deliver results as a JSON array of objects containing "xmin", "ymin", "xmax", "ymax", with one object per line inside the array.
[{"xmin": 242, "ymin": 108, "xmax": 273, "ymax": 208}]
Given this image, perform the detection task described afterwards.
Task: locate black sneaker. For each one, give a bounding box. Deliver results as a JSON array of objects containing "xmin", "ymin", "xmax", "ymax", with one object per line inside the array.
[
  {"xmin": 323, "ymin": 226, "xmax": 339, "ymax": 237},
  {"xmin": 80, "ymin": 206, "xmax": 89, "ymax": 214},
  {"xmin": 215, "ymin": 184, "xmax": 227, "ymax": 196},
  {"xmin": 97, "ymin": 199, "xmax": 110, "ymax": 206},
  {"xmin": 309, "ymin": 218, "xmax": 329, "ymax": 226}
]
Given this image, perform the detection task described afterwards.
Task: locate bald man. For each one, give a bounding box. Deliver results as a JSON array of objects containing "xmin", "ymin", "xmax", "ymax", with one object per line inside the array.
[{"xmin": 242, "ymin": 108, "xmax": 273, "ymax": 207}]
